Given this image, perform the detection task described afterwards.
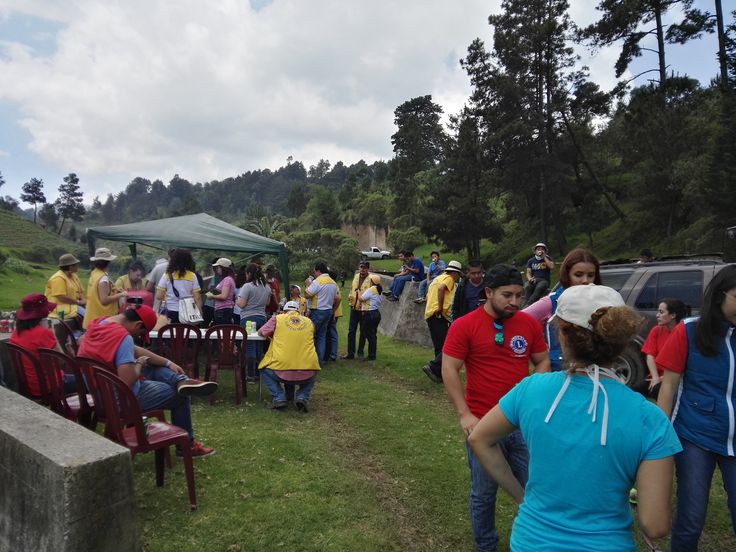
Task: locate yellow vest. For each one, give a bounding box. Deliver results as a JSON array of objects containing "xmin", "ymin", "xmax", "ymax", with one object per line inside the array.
[
  {"xmin": 308, "ymin": 274, "xmax": 338, "ymax": 310},
  {"xmin": 258, "ymin": 312, "xmax": 321, "ymax": 371},
  {"xmin": 83, "ymin": 269, "xmax": 118, "ymax": 328},
  {"xmin": 334, "ymin": 288, "xmax": 343, "ymax": 318},
  {"xmin": 349, "ymin": 272, "xmax": 372, "ymax": 311},
  {"xmin": 424, "ymin": 273, "xmax": 456, "ymax": 321},
  {"xmin": 45, "ymin": 270, "xmax": 84, "ymax": 319}
]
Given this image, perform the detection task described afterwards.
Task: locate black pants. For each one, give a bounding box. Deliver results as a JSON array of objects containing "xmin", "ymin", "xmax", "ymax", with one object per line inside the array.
[
  {"xmin": 203, "ymin": 304, "xmax": 215, "ymax": 327},
  {"xmin": 427, "ymin": 315, "xmax": 450, "ymax": 357},
  {"xmin": 346, "ymin": 308, "xmax": 362, "ymax": 357},
  {"xmin": 360, "ymin": 310, "xmax": 381, "ymax": 359},
  {"xmin": 213, "ymin": 308, "xmax": 233, "ymax": 325}
]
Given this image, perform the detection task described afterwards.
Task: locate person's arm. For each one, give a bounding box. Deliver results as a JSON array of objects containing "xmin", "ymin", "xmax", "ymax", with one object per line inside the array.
[
  {"xmin": 657, "ymin": 370, "xmax": 682, "ymax": 418},
  {"xmin": 635, "ymin": 457, "xmax": 675, "ymax": 539},
  {"xmin": 132, "ymin": 345, "xmax": 184, "ymax": 374},
  {"xmin": 207, "ymin": 281, "xmax": 232, "ymax": 301},
  {"xmin": 467, "ymin": 406, "xmax": 524, "ymax": 504},
  {"xmin": 193, "ymin": 289, "xmax": 203, "ymax": 312},
  {"xmin": 434, "ymin": 284, "xmax": 448, "ymax": 317},
  {"xmin": 257, "ymin": 316, "xmax": 277, "ymax": 339},
  {"xmin": 526, "ymin": 266, "xmax": 534, "ymax": 282},
  {"xmin": 530, "ymin": 350, "xmax": 550, "ymax": 374},
  {"xmin": 646, "ymin": 355, "xmax": 661, "ymax": 390},
  {"xmin": 442, "ymin": 353, "xmax": 479, "ymax": 436},
  {"xmin": 52, "ymin": 293, "xmax": 79, "ymax": 306},
  {"xmin": 98, "ymin": 278, "xmax": 126, "ymax": 305},
  {"xmin": 332, "ymin": 290, "xmax": 341, "ymax": 315},
  {"xmin": 544, "ymin": 256, "xmax": 555, "ymax": 270}
]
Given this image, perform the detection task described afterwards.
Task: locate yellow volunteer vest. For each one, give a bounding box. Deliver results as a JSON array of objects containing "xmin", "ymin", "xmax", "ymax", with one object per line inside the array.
[
  {"xmin": 349, "ymin": 272, "xmax": 372, "ymax": 311},
  {"xmin": 258, "ymin": 312, "xmax": 321, "ymax": 371},
  {"xmin": 424, "ymin": 273, "xmax": 456, "ymax": 321},
  {"xmin": 45, "ymin": 270, "xmax": 82, "ymax": 319},
  {"xmin": 309, "ymin": 274, "xmax": 338, "ymax": 310},
  {"xmin": 297, "ymin": 296, "xmax": 308, "ymax": 315},
  {"xmin": 83, "ymin": 268, "xmax": 118, "ymax": 329}
]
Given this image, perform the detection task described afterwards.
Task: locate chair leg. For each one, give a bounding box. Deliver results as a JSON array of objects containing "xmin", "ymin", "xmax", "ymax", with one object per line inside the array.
[
  {"xmin": 179, "ymin": 438, "xmax": 197, "ymax": 511},
  {"xmin": 208, "ymin": 366, "xmax": 218, "ymax": 405},
  {"xmin": 234, "ymin": 364, "xmax": 243, "ymax": 405},
  {"xmin": 155, "ymin": 448, "xmax": 165, "ymax": 487}
]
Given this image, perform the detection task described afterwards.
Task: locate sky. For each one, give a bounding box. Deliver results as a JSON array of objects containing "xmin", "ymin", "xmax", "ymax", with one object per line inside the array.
[{"xmin": 0, "ymin": 0, "xmax": 725, "ymax": 205}]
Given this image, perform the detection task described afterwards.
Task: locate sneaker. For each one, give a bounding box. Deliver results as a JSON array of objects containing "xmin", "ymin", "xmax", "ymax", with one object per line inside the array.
[
  {"xmin": 414, "ymin": 297, "xmax": 426, "ymax": 303},
  {"xmin": 295, "ymin": 399, "xmax": 309, "ymax": 413},
  {"xmin": 271, "ymin": 399, "xmax": 288, "ymax": 410},
  {"xmin": 382, "ymin": 291, "xmax": 392, "ymax": 297},
  {"xmin": 387, "ymin": 296, "xmax": 398, "ymax": 302},
  {"xmin": 177, "ymin": 379, "xmax": 218, "ymax": 397},
  {"xmin": 422, "ymin": 364, "xmax": 443, "ymax": 384},
  {"xmin": 340, "ymin": 354, "xmax": 354, "ymax": 360},
  {"xmin": 176, "ymin": 440, "xmax": 215, "ymax": 458}
]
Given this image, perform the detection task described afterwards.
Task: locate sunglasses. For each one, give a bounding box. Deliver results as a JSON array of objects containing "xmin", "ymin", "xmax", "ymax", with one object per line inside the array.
[{"xmin": 493, "ymin": 320, "xmax": 504, "ymax": 346}]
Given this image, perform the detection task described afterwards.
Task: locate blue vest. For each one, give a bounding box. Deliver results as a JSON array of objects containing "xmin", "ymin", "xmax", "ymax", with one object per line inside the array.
[
  {"xmin": 546, "ymin": 287, "xmax": 565, "ymax": 372},
  {"xmin": 672, "ymin": 318, "xmax": 736, "ymax": 456}
]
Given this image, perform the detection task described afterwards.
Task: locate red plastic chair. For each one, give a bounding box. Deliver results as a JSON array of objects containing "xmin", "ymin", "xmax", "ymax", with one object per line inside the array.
[
  {"xmin": 91, "ymin": 366, "xmax": 197, "ymax": 510},
  {"xmin": 38, "ymin": 348, "xmax": 95, "ymax": 428},
  {"xmin": 156, "ymin": 324, "xmax": 202, "ymax": 378},
  {"xmin": 4, "ymin": 342, "xmax": 35, "ymax": 399},
  {"xmin": 204, "ymin": 324, "xmax": 246, "ymax": 405},
  {"xmin": 55, "ymin": 320, "xmax": 79, "ymax": 356}
]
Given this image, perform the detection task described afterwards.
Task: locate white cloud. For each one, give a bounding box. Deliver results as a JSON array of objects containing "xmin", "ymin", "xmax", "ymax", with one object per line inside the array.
[{"xmin": 0, "ymin": 0, "xmax": 708, "ymax": 200}]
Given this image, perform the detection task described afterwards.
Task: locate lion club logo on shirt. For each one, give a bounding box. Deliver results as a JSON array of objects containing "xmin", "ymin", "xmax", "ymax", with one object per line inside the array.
[{"xmin": 510, "ymin": 335, "xmax": 528, "ymax": 355}]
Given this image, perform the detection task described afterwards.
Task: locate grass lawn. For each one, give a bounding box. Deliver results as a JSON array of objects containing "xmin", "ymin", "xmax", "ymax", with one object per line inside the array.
[{"xmin": 130, "ymin": 287, "xmax": 736, "ymax": 552}]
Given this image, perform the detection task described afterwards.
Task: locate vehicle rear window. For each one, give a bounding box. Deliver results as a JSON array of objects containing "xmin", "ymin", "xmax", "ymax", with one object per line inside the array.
[
  {"xmin": 600, "ymin": 270, "xmax": 634, "ymax": 293},
  {"xmin": 634, "ymin": 271, "xmax": 704, "ymax": 310}
]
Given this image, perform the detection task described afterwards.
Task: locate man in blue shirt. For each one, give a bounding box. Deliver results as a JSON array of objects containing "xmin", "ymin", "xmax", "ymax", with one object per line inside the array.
[
  {"xmin": 415, "ymin": 251, "xmax": 446, "ymax": 303},
  {"xmin": 524, "ymin": 242, "xmax": 554, "ymax": 306},
  {"xmin": 386, "ymin": 250, "xmax": 425, "ymax": 301}
]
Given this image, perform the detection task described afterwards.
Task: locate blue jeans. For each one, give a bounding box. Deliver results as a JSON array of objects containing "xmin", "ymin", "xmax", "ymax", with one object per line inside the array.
[
  {"xmin": 309, "ymin": 309, "xmax": 332, "ymax": 362},
  {"xmin": 389, "ymin": 274, "xmax": 414, "ymax": 298},
  {"xmin": 324, "ymin": 317, "xmax": 338, "ymax": 361},
  {"xmin": 416, "ymin": 277, "xmax": 437, "ymax": 299},
  {"xmin": 135, "ymin": 366, "xmax": 191, "ymax": 439},
  {"xmin": 466, "ymin": 431, "xmax": 529, "ymax": 552},
  {"xmin": 671, "ymin": 437, "xmax": 736, "ymax": 551},
  {"xmin": 241, "ymin": 314, "xmax": 266, "ymax": 375},
  {"xmin": 261, "ymin": 369, "xmax": 315, "ymax": 403},
  {"xmin": 63, "ymin": 374, "xmax": 77, "ymax": 395}
]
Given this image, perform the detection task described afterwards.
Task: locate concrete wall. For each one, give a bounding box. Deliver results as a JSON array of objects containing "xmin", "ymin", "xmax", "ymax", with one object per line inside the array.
[
  {"xmin": 0, "ymin": 387, "xmax": 140, "ymax": 552},
  {"xmin": 376, "ymin": 278, "xmax": 433, "ymax": 349},
  {"xmin": 340, "ymin": 223, "xmax": 389, "ymax": 251}
]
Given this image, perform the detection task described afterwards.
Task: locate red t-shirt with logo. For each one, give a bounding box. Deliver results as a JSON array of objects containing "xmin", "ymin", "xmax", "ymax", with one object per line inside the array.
[
  {"xmin": 641, "ymin": 324, "xmax": 675, "ymax": 376},
  {"xmin": 443, "ymin": 307, "xmax": 547, "ymax": 418}
]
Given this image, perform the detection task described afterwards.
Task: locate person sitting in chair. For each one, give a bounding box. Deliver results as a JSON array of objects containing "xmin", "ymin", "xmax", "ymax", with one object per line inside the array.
[
  {"xmin": 257, "ymin": 300, "xmax": 320, "ymax": 412},
  {"xmin": 524, "ymin": 242, "xmax": 554, "ymax": 306}
]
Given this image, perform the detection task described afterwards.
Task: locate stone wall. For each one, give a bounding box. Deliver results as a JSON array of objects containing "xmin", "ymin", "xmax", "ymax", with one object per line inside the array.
[
  {"xmin": 340, "ymin": 224, "xmax": 389, "ymax": 251},
  {"xmin": 375, "ymin": 277, "xmax": 433, "ymax": 349},
  {"xmin": 0, "ymin": 387, "xmax": 140, "ymax": 552}
]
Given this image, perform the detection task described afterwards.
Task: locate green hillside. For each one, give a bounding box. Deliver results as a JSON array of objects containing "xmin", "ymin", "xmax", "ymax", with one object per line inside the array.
[{"xmin": 0, "ymin": 209, "xmax": 85, "ymax": 263}]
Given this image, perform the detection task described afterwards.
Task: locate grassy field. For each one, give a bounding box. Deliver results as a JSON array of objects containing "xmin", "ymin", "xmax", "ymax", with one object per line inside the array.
[{"xmin": 127, "ymin": 287, "xmax": 736, "ymax": 552}]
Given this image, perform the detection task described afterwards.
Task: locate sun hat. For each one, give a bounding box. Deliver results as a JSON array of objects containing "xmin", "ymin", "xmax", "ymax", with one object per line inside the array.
[
  {"xmin": 283, "ymin": 301, "xmax": 300, "ymax": 311},
  {"xmin": 290, "ymin": 284, "xmax": 302, "ymax": 294},
  {"xmin": 90, "ymin": 247, "xmax": 117, "ymax": 261},
  {"xmin": 58, "ymin": 253, "xmax": 80, "ymax": 267},
  {"xmin": 370, "ymin": 274, "xmax": 382, "ymax": 285},
  {"xmin": 554, "ymin": 284, "xmax": 625, "ymax": 331},
  {"xmin": 212, "ymin": 257, "xmax": 233, "ymax": 268},
  {"xmin": 484, "ymin": 264, "xmax": 523, "ymax": 289},
  {"xmin": 534, "ymin": 242, "xmax": 548, "ymax": 251},
  {"xmin": 445, "ymin": 260, "xmax": 463, "ymax": 273},
  {"xmin": 359, "ymin": 260, "xmax": 370, "ymax": 268},
  {"xmin": 16, "ymin": 294, "xmax": 56, "ymax": 321}
]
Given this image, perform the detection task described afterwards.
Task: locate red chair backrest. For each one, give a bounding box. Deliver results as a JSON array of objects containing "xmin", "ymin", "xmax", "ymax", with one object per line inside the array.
[
  {"xmin": 38, "ymin": 348, "xmax": 91, "ymax": 415},
  {"xmin": 5, "ymin": 342, "xmax": 54, "ymax": 402},
  {"xmin": 75, "ymin": 356, "xmax": 116, "ymax": 417},
  {"xmin": 204, "ymin": 324, "xmax": 246, "ymax": 368},
  {"xmin": 56, "ymin": 320, "xmax": 79, "ymax": 355},
  {"xmin": 157, "ymin": 323, "xmax": 201, "ymax": 366},
  {"xmin": 91, "ymin": 366, "xmax": 148, "ymax": 448}
]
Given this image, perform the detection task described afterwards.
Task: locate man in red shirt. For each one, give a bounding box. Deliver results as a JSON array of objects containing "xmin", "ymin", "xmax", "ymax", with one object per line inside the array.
[{"xmin": 442, "ymin": 264, "xmax": 549, "ymax": 552}]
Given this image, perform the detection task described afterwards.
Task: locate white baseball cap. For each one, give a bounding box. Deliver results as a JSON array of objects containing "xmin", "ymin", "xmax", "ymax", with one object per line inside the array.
[
  {"xmin": 283, "ymin": 300, "xmax": 300, "ymax": 311},
  {"xmin": 553, "ymin": 284, "xmax": 625, "ymax": 331},
  {"xmin": 212, "ymin": 257, "xmax": 233, "ymax": 268}
]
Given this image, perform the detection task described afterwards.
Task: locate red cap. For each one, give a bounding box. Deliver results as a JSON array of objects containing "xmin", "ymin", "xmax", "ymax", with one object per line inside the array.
[{"xmin": 133, "ymin": 304, "xmax": 158, "ymax": 332}]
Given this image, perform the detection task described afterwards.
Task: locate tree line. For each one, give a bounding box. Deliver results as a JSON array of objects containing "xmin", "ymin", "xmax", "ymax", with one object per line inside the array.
[{"xmin": 4, "ymin": 1, "xmax": 735, "ymax": 267}]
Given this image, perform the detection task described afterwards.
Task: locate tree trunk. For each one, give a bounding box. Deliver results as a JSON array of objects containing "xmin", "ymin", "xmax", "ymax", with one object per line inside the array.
[
  {"xmin": 33, "ymin": 205, "xmax": 37, "ymax": 224},
  {"xmin": 57, "ymin": 217, "xmax": 66, "ymax": 235},
  {"xmin": 654, "ymin": 2, "xmax": 667, "ymax": 85},
  {"xmin": 714, "ymin": 0, "xmax": 728, "ymax": 88}
]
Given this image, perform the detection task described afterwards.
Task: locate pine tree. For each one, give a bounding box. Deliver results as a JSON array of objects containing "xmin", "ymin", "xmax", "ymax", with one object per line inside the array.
[
  {"xmin": 55, "ymin": 173, "xmax": 86, "ymax": 235},
  {"xmin": 20, "ymin": 177, "xmax": 46, "ymax": 223}
]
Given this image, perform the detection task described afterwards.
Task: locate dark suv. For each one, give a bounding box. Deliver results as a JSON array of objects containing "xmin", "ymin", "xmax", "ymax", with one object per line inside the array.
[{"xmin": 599, "ymin": 256, "xmax": 732, "ymax": 389}]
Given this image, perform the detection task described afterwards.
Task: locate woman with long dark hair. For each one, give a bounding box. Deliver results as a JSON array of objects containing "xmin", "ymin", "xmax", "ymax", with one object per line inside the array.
[
  {"xmin": 206, "ymin": 258, "xmax": 237, "ymax": 325},
  {"xmin": 641, "ymin": 297, "xmax": 689, "ymax": 392},
  {"xmin": 470, "ymin": 285, "xmax": 681, "ymax": 550},
  {"xmin": 237, "ymin": 263, "xmax": 271, "ymax": 377},
  {"xmin": 657, "ymin": 265, "xmax": 736, "ymax": 550},
  {"xmin": 523, "ymin": 248, "xmax": 602, "ymax": 371},
  {"xmin": 155, "ymin": 248, "xmax": 202, "ymax": 324}
]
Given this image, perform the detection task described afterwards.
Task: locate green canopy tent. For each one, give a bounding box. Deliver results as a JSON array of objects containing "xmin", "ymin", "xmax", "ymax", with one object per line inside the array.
[{"xmin": 85, "ymin": 212, "xmax": 289, "ymax": 287}]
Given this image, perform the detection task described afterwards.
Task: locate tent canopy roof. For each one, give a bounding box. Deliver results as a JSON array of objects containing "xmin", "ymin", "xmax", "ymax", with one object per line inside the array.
[{"xmin": 86, "ymin": 213, "xmax": 285, "ymax": 254}]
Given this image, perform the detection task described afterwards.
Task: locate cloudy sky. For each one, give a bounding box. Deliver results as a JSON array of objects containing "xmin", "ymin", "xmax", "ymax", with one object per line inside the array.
[{"xmin": 0, "ymin": 0, "xmax": 723, "ymax": 204}]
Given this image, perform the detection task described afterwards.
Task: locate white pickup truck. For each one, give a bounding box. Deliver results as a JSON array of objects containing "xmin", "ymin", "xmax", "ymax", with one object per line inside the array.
[{"xmin": 360, "ymin": 246, "xmax": 391, "ymax": 260}]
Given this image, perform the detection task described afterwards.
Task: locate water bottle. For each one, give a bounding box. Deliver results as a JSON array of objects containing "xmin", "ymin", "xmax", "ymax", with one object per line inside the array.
[{"xmin": 245, "ymin": 320, "xmax": 253, "ymax": 334}]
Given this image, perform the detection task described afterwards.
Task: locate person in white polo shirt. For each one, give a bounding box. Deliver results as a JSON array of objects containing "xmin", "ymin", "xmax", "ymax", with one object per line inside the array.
[{"xmin": 304, "ymin": 261, "xmax": 339, "ymax": 364}]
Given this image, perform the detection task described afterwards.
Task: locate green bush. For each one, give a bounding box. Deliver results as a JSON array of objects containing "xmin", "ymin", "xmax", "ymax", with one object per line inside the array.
[
  {"xmin": 387, "ymin": 226, "xmax": 424, "ymax": 254},
  {"xmin": 2, "ymin": 257, "xmax": 32, "ymax": 274}
]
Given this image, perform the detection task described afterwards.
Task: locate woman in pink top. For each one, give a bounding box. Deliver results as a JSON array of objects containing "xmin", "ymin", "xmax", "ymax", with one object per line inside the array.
[{"xmin": 206, "ymin": 258, "xmax": 237, "ymax": 325}]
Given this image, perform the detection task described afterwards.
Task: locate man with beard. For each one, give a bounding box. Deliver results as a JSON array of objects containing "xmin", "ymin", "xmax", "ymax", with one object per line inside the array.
[{"xmin": 441, "ymin": 264, "xmax": 549, "ymax": 552}]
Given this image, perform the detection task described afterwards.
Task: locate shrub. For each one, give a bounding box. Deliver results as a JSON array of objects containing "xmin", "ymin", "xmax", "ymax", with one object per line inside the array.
[
  {"xmin": 2, "ymin": 257, "xmax": 32, "ymax": 274},
  {"xmin": 387, "ymin": 226, "xmax": 424, "ymax": 254}
]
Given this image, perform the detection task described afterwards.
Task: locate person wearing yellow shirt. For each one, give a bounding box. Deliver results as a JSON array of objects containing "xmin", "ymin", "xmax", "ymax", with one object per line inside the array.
[
  {"xmin": 342, "ymin": 260, "xmax": 372, "ymax": 360},
  {"xmin": 257, "ymin": 301, "xmax": 320, "ymax": 411},
  {"xmin": 45, "ymin": 252, "xmax": 87, "ymax": 337},
  {"xmin": 83, "ymin": 248, "xmax": 128, "ymax": 329},
  {"xmin": 114, "ymin": 260, "xmax": 148, "ymax": 291},
  {"xmin": 359, "ymin": 274, "xmax": 384, "ymax": 361},
  {"xmin": 288, "ymin": 284, "xmax": 309, "ymax": 316},
  {"xmin": 423, "ymin": 261, "xmax": 463, "ymax": 382}
]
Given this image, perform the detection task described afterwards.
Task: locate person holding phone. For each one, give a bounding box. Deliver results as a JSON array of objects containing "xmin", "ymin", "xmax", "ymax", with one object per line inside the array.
[{"xmin": 524, "ymin": 242, "xmax": 554, "ymax": 307}]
